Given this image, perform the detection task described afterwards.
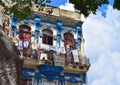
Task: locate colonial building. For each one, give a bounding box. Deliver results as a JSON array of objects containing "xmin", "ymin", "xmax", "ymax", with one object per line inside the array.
[{"xmin": 1, "ymin": 4, "xmax": 90, "ymax": 85}]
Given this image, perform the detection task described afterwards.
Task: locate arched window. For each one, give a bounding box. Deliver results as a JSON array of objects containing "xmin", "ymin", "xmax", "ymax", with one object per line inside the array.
[
  {"xmin": 64, "ymin": 32, "xmax": 75, "ymax": 63},
  {"xmin": 18, "ymin": 25, "xmax": 31, "ymax": 54},
  {"xmin": 19, "ymin": 25, "xmax": 31, "ymax": 42},
  {"xmin": 64, "ymin": 32, "xmax": 74, "ymax": 49},
  {"xmin": 42, "ymin": 29, "xmax": 53, "ymax": 45}
]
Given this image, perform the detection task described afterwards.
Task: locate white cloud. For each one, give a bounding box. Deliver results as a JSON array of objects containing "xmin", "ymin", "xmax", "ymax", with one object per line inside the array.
[
  {"xmin": 59, "ymin": 2, "xmax": 120, "ymax": 84},
  {"xmin": 59, "ymin": 1, "xmax": 75, "ymax": 11},
  {"xmin": 83, "ymin": 5, "xmax": 120, "ymax": 85}
]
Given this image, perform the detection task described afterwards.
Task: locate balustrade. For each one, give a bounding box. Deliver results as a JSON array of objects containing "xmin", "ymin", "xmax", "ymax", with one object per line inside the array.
[{"xmin": 15, "ymin": 40, "xmax": 90, "ymax": 70}]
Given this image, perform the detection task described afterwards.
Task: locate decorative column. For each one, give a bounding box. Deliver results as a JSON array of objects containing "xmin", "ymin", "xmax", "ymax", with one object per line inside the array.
[
  {"xmin": 76, "ymin": 25, "xmax": 86, "ymax": 58},
  {"xmin": 31, "ymin": 32, "xmax": 35, "ymax": 41},
  {"xmin": 61, "ymin": 38, "xmax": 65, "ymax": 47},
  {"xmin": 53, "ymin": 36, "xmax": 57, "ymax": 47},
  {"xmin": 39, "ymin": 33, "xmax": 43, "ymax": 43},
  {"xmin": 56, "ymin": 21, "xmax": 62, "ymax": 47},
  {"xmin": 76, "ymin": 26, "xmax": 82, "ymax": 49},
  {"xmin": 35, "ymin": 15, "xmax": 41, "ymax": 44}
]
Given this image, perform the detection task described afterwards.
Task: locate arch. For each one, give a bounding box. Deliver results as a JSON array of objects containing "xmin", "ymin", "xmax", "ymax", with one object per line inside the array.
[
  {"xmin": 19, "ymin": 24, "xmax": 31, "ymax": 32},
  {"xmin": 40, "ymin": 23, "xmax": 57, "ymax": 36},
  {"xmin": 64, "ymin": 32, "xmax": 74, "ymax": 39},
  {"xmin": 61, "ymin": 30, "xmax": 77, "ymax": 39},
  {"xmin": 16, "ymin": 22, "xmax": 33, "ymax": 31},
  {"xmin": 42, "ymin": 29, "xmax": 53, "ymax": 35}
]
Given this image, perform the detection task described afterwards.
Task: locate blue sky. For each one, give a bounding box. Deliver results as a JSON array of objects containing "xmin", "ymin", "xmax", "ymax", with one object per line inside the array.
[
  {"xmin": 49, "ymin": 0, "xmax": 120, "ymax": 85},
  {"xmin": 83, "ymin": 7, "xmax": 120, "ymax": 85},
  {"xmin": 47, "ymin": 0, "xmax": 67, "ymax": 6}
]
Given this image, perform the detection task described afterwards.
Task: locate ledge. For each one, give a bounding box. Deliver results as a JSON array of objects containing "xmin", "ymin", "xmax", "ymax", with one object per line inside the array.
[{"xmin": 23, "ymin": 57, "xmax": 90, "ymax": 74}]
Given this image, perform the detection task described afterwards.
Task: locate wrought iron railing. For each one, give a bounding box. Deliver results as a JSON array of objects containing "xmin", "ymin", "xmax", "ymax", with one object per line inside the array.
[{"xmin": 15, "ymin": 41, "xmax": 90, "ymax": 70}]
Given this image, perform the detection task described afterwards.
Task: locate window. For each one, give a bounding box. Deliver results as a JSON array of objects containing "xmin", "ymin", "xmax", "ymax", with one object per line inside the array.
[
  {"xmin": 42, "ymin": 29, "xmax": 53, "ymax": 45},
  {"xmin": 22, "ymin": 79, "xmax": 32, "ymax": 85},
  {"xmin": 64, "ymin": 32, "xmax": 74, "ymax": 48},
  {"xmin": 64, "ymin": 33, "xmax": 75, "ymax": 63},
  {"xmin": 19, "ymin": 25, "xmax": 32, "ymax": 57},
  {"xmin": 19, "ymin": 25, "xmax": 31, "ymax": 42}
]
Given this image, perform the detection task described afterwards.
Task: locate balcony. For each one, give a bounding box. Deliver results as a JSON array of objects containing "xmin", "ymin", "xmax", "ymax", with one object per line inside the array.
[
  {"xmin": 16, "ymin": 42, "xmax": 90, "ymax": 73},
  {"xmin": 23, "ymin": 54, "xmax": 90, "ymax": 74}
]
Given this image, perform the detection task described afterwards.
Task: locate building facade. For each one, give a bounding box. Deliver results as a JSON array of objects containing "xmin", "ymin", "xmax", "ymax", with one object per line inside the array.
[{"xmin": 1, "ymin": 4, "xmax": 90, "ymax": 85}]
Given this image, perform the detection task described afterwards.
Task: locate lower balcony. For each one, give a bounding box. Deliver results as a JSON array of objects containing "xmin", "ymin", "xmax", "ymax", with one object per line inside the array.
[{"xmin": 23, "ymin": 55, "xmax": 90, "ymax": 74}]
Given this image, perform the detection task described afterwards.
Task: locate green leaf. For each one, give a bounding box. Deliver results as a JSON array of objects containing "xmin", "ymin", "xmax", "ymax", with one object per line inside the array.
[
  {"xmin": 0, "ymin": 0, "xmax": 51, "ymax": 20},
  {"xmin": 113, "ymin": 0, "xmax": 120, "ymax": 10},
  {"xmin": 69, "ymin": 0, "xmax": 109, "ymax": 17}
]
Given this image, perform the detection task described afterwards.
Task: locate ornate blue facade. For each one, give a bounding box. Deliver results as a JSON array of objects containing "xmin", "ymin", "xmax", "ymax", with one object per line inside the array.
[{"xmin": 2, "ymin": 4, "xmax": 90, "ymax": 85}]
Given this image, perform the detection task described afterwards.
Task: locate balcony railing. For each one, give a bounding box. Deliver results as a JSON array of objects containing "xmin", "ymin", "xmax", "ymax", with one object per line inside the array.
[
  {"xmin": 16, "ymin": 42, "xmax": 90, "ymax": 70},
  {"xmin": 39, "ymin": 43, "xmax": 66, "ymax": 54}
]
